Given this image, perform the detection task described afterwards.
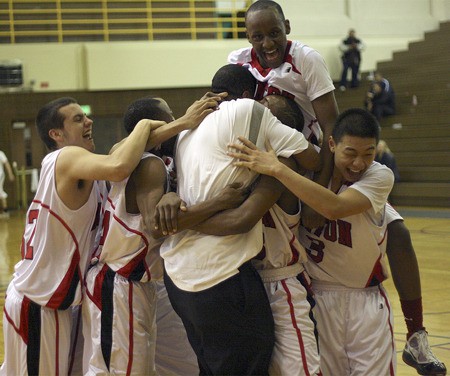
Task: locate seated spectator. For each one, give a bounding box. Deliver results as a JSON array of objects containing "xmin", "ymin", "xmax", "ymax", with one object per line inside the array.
[
  {"xmin": 365, "ymin": 78, "xmax": 396, "ymax": 120},
  {"xmin": 376, "ymin": 139, "xmax": 400, "ymax": 182}
]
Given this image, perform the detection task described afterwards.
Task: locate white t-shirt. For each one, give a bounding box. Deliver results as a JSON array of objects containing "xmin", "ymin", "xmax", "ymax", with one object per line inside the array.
[
  {"xmin": 160, "ymin": 98, "xmax": 310, "ymax": 292},
  {"xmin": 228, "ymin": 40, "xmax": 335, "ymax": 146},
  {"xmin": 299, "ymin": 162, "xmax": 394, "ymax": 288}
]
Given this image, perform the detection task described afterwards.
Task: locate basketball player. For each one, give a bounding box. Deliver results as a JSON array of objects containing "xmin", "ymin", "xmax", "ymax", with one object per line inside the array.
[
  {"xmin": 0, "ymin": 94, "xmax": 223, "ymax": 376},
  {"xmin": 82, "ymin": 96, "xmax": 247, "ymax": 375},
  {"xmin": 228, "ymin": 0, "xmax": 339, "ymax": 230},
  {"xmin": 230, "ymin": 2, "xmax": 446, "ymax": 373},
  {"xmin": 229, "ymin": 108, "xmax": 397, "ymax": 375},
  {"xmin": 158, "ymin": 64, "xmax": 320, "ymax": 375}
]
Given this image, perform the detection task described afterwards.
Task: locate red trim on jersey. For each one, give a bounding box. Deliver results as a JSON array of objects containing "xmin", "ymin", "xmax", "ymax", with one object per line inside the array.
[
  {"xmin": 288, "ymin": 233, "xmax": 300, "ymax": 266},
  {"xmin": 3, "ymin": 295, "xmax": 31, "ymax": 344},
  {"xmin": 365, "ymin": 254, "xmax": 387, "ymax": 287},
  {"xmin": 126, "ymin": 282, "xmax": 134, "ymax": 376},
  {"xmin": 112, "ymin": 213, "xmax": 151, "ymax": 280},
  {"xmin": 262, "ymin": 211, "xmax": 276, "ymax": 228},
  {"xmin": 249, "ymin": 41, "xmax": 296, "ymax": 77},
  {"xmin": 250, "ymin": 49, "xmax": 271, "ymax": 77},
  {"xmin": 54, "ymin": 310, "xmax": 60, "ymax": 376},
  {"xmin": 283, "ymin": 46, "xmax": 302, "ymax": 75},
  {"xmin": 281, "ymin": 279, "xmax": 311, "ymax": 376},
  {"xmin": 378, "ymin": 227, "xmax": 388, "ymax": 246},
  {"xmin": 32, "ymin": 200, "xmax": 83, "ymax": 309},
  {"xmin": 378, "ymin": 286, "xmax": 396, "ymax": 376},
  {"xmin": 85, "ymin": 263, "xmax": 109, "ymax": 311}
]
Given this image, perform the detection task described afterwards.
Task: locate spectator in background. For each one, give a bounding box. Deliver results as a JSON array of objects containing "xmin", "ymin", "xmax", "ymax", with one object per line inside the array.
[
  {"xmin": 365, "ymin": 79, "xmax": 396, "ymax": 121},
  {"xmin": 0, "ymin": 150, "xmax": 15, "ymax": 217},
  {"xmin": 339, "ymin": 29, "xmax": 365, "ymax": 91},
  {"xmin": 374, "ymin": 71, "xmax": 391, "ymax": 93},
  {"xmin": 376, "ymin": 139, "xmax": 400, "ymax": 182}
]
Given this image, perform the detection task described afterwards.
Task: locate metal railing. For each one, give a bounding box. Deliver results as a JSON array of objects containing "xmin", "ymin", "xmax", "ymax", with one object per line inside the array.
[{"xmin": 0, "ymin": 0, "xmax": 249, "ymax": 43}]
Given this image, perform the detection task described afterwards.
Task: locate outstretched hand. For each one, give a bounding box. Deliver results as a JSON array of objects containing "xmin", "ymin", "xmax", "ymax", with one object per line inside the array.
[{"xmin": 227, "ymin": 136, "xmax": 281, "ymax": 177}]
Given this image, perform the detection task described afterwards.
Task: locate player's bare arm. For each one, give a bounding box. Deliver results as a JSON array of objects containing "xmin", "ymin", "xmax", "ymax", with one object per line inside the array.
[
  {"xmin": 55, "ymin": 119, "xmax": 162, "ymax": 209},
  {"xmin": 145, "ymin": 93, "xmax": 227, "ymax": 150},
  {"xmin": 134, "ymin": 156, "xmax": 169, "ymax": 230},
  {"xmin": 151, "ymin": 183, "xmax": 249, "ymax": 238},
  {"xmin": 229, "ymin": 137, "xmax": 375, "ymax": 220},
  {"xmin": 291, "ymin": 142, "xmax": 321, "ymax": 172},
  {"xmin": 193, "ymin": 171, "xmax": 286, "ymax": 236},
  {"xmin": 302, "ymin": 92, "xmax": 339, "ymax": 227}
]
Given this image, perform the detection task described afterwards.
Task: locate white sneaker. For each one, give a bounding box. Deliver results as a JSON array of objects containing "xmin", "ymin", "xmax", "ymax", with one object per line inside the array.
[{"xmin": 402, "ymin": 330, "xmax": 447, "ymax": 375}]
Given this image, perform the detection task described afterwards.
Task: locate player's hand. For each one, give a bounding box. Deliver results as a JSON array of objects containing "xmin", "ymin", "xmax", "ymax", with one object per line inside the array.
[
  {"xmin": 217, "ymin": 182, "xmax": 250, "ymax": 210},
  {"xmin": 301, "ymin": 204, "xmax": 327, "ymax": 229},
  {"xmin": 181, "ymin": 93, "xmax": 227, "ymax": 130},
  {"xmin": 154, "ymin": 192, "xmax": 187, "ymax": 235},
  {"xmin": 227, "ymin": 136, "xmax": 280, "ymax": 177},
  {"xmin": 200, "ymin": 91, "xmax": 228, "ymax": 101}
]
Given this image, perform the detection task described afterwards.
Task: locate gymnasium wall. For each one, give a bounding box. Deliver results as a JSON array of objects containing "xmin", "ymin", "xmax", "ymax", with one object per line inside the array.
[{"xmin": 1, "ymin": 0, "xmax": 449, "ymax": 92}]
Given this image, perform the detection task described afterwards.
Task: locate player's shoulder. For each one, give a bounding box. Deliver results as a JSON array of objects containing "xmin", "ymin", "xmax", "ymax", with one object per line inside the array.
[
  {"xmin": 227, "ymin": 46, "xmax": 252, "ymax": 63},
  {"xmin": 359, "ymin": 161, "xmax": 395, "ymax": 187},
  {"xmin": 138, "ymin": 152, "xmax": 166, "ymax": 173},
  {"xmin": 290, "ymin": 40, "xmax": 322, "ymax": 60}
]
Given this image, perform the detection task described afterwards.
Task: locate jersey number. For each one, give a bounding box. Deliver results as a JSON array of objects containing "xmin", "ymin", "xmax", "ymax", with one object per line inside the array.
[
  {"xmin": 21, "ymin": 209, "xmax": 39, "ymax": 260},
  {"xmin": 305, "ymin": 235, "xmax": 325, "ymax": 263}
]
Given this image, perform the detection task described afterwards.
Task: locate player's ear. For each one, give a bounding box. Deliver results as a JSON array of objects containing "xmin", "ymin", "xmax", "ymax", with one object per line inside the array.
[
  {"xmin": 241, "ymin": 90, "xmax": 253, "ymax": 99},
  {"xmin": 284, "ymin": 19, "xmax": 291, "ymax": 35},
  {"xmin": 49, "ymin": 129, "xmax": 63, "ymax": 142},
  {"xmin": 328, "ymin": 136, "xmax": 336, "ymax": 152}
]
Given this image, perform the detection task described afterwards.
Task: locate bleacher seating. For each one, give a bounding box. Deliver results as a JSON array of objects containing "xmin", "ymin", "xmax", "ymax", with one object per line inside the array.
[{"xmin": 335, "ymin": 21, "xmax": 450, "ymax": 208}]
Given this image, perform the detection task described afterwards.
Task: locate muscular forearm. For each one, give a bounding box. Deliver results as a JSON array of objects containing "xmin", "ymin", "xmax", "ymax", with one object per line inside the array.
[
  {"xmin": 108, "ymin": 120, "xmax": 153, "ymax": 181},
  {"xmin": 193, "ymin": 209, "xmax": 255, "ymax": 236},
  {"xmin": 145, "ymin": 119, "xmax": 188, "ymax": 151},
  {"xmin": 272, "ymin": 163, "xmax": 346, "ymax": 220},
  {"xmin": 151, "ymin": 199, "xmax": 228, "ymax": 239}
]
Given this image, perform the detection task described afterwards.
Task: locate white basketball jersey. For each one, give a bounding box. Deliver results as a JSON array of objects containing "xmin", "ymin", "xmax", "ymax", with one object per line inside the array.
[
  {"xmin": 12, "ymin": 149, "xmax": 100, "ymax": 308},
  {"xmin": 96, "ymin": 153, "xmax": 166, "ymax": 281},
  {"xmin": 299, "ymin": 163, "xmax": 394, "ymax": 288},
  {"xmin": 228, "ymin": 40, "xmax": 335, "ymax": 146},
  {"xmin": 252, "ymin": 204, "xmax": 307, "ymax": 271}
]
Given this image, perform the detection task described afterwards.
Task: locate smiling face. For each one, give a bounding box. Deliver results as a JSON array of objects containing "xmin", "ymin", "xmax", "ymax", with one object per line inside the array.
[
  {"xmin": 330, "ymin": 135, "xmax": 377, "ymax": 183},
  {"xmin": 245, "ymin": 7, "xmax": 290, "ymax": 69},
  {"xmin": 57, "ymin": 103, "xmax": 95, "ymax": 152}
]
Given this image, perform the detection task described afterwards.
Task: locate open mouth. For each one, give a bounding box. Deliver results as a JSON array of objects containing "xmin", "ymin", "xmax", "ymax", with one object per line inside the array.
[{"xmin": 264, "ymin": 49, "xmax": 280, "ymax": 63}]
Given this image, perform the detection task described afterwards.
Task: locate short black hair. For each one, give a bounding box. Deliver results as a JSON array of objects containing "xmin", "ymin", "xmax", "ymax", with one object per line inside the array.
[
  {"xmin": 211, "ymin": 64, "xmax": 256, "ymax": 99},
  {"xmin": 266, "ymin": 95, "xmax": 304, "ymax": 133},
  {"xmin": 332, "ymin": 108, "xmax": 380, "ymax": 144},
  {"xmin": 36, "ymin": 97, "xmax": 77, "ymax": 150},
  {"xmin": 123, "ymin": 97, "xmax": 176, "ymax": 156},
  {"xmin": 123, "ymin": 97, "xmax": 167, "ymax": 135},
  {"xmin": 246, "ymin": 0, "xmax": 285, "ymax": 22}
]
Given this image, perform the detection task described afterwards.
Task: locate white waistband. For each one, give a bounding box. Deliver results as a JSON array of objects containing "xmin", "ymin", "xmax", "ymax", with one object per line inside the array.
[
  {"xmin": 311, "ymin": 279, "xmax": 381, "ymax": 291},
  {"xmin": 257, "ymin": 263, "xmax": 304, "ymax": 283}
]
